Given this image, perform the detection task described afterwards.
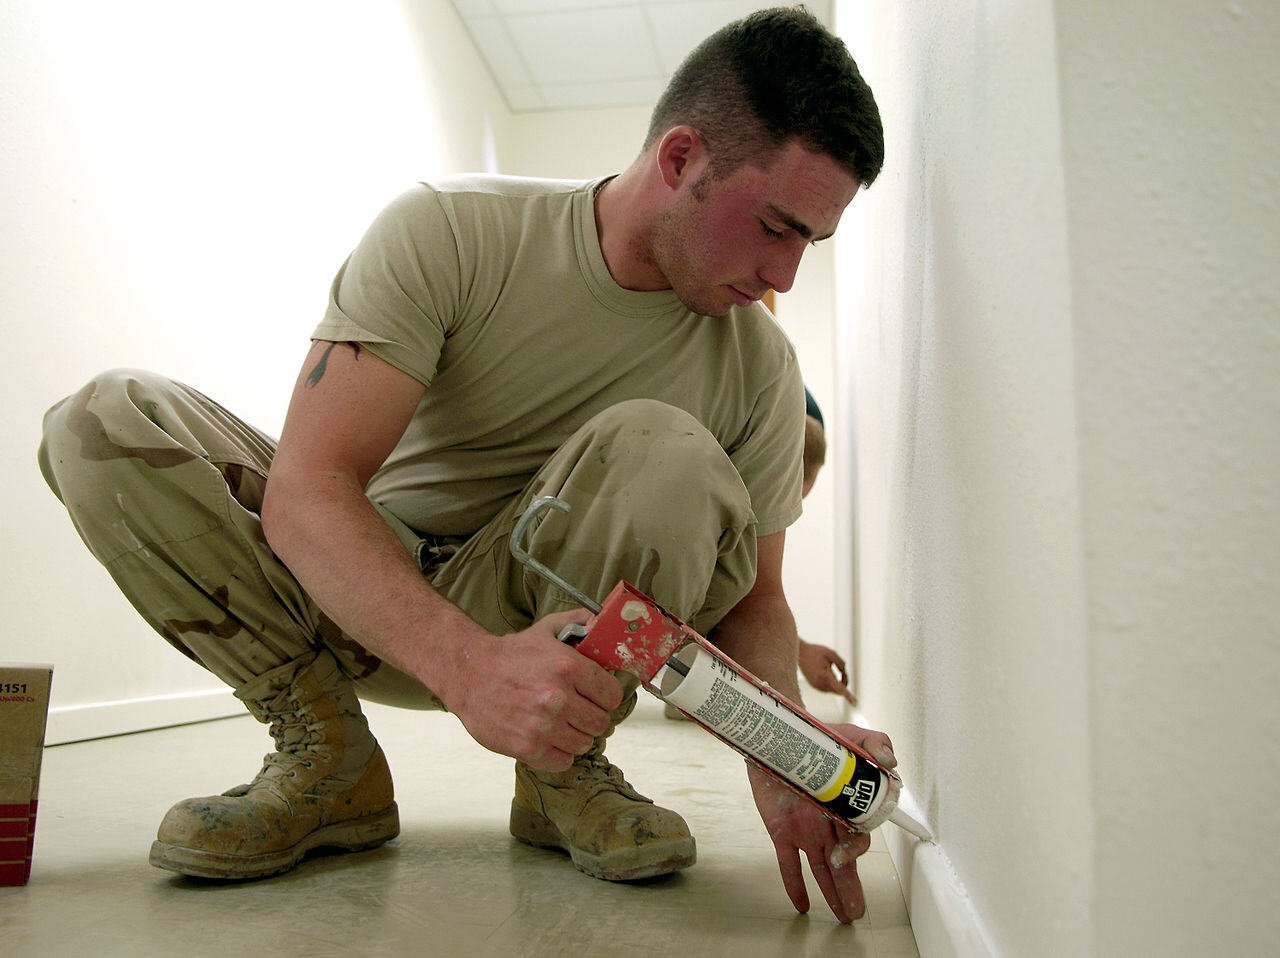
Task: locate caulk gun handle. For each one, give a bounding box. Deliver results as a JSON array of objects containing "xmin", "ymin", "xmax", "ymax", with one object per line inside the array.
[{"xmin": 556, "ymin": 623, "xmax": 590, "ymax": 646}]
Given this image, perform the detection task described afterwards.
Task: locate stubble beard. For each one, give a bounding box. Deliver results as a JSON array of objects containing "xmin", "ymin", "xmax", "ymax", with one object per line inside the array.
[{"xmin": 649, "ymin": 190, "xmax": 733, "ymax": 318}]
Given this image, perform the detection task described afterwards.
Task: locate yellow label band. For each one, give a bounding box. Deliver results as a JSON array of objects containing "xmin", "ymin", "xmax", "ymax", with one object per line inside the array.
[{"xmin": 816, "ymin": 751, "xmax": 856, "ymax": 803}]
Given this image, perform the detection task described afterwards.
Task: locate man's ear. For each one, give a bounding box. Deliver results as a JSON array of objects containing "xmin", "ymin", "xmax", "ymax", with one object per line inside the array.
[{"xmin": 654, "ymin": 125, "xmax": 709, "ymax": 192}]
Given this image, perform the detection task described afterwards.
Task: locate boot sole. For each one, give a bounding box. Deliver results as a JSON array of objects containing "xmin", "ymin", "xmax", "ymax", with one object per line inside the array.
[
  {"xmin": 509, "ymin": 803, "xmax": 696, "ymax": 881},
  {"xmin": 149, "ymin": 802, "xmax": 400, "ymax": 880}
]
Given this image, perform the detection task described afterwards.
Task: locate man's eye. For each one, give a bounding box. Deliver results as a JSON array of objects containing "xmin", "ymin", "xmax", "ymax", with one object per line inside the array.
[{"xmin": 761, "ymin": 221, "xmax": 785, "ymax": 238}]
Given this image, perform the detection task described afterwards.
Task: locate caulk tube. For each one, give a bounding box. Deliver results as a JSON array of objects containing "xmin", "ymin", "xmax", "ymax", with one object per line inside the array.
[{"xmin": 657, "ymin": 643, "xmax": 902, "ymax": 832}]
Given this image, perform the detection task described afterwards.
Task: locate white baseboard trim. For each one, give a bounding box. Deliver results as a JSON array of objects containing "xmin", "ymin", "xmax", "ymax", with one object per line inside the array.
[
  {"xmin": 47, "ymin": 687, "xmax": 242, "ymax": 745},
  {"xmin": 885, "ymin": 795, "xmax": 998, "ymax": 958}
]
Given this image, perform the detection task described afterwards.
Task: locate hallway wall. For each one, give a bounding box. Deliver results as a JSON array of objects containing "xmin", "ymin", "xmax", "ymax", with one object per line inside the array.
[
  {"xmin": 839, "ymin": 0, "xmax": 1280, "ymax": 953},
  {"xmin": 1, "ymin": 0, "xmax": 510, "ymax": 740},
  {"xmin": 1057, "ymin": 3, "xmax": 1280, "ymax": 951},
  {"xmin": 838, "ymin": 3, "xmax": 1088, "ymax": 953}
]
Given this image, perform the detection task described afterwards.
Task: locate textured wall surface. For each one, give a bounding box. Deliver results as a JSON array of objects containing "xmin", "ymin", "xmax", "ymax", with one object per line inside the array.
[
  {"xmin": 844, "ymin": 0, "xmax": 1280, "ymax": 953},
  {"xmin": 0, "ymin": 0, "xmax": 508, "ymax": 721},
  {"xmin": 844, "ymin": 2, "xmax": 1090, "ymax": 954},
  {"xmin": 1058, "ymin": 2, "xmax": 1280, "ymax": 952}
]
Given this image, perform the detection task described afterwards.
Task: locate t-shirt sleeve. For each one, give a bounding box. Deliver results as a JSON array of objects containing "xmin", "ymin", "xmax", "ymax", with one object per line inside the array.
[
  {"xmin": 730, "ymin": 346, "xmax": 806, "ymax": 538},
  {"xmin": 311, "ymin": 185, "xmax": 462, "ymax": 387}
]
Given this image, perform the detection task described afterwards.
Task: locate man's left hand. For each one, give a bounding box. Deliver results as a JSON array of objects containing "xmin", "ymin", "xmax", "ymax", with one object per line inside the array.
[
  {"xmin": 797, "ymin": 641, "xmax": 858, "ymax": 705},
  {"xmin": 748, "ymin": 723, "xmax": 896, "ymax": 924}
]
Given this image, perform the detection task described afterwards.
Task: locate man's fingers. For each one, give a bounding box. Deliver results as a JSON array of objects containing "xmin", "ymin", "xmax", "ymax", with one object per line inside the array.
[
  {"xmin": 873, "ymin": 742, "xmax": 897, "ymax": 769},
  {"xmin": 537, "ymin": 608, "xmax": 592, "ymax": 639},
  {"xmin": 522, "ymin": 743, "xmax": 576, "ymax": 773},
  {"xmin": 561, "ymin": 692, "xmax": 612, "ymax": 740},
  {"xmin": 572, "ymin": 664, "xmax": 624, "ymax": 713},
  {"xmin": 531, "ymin": 610, "xmax": 624, "ymax": 713},
  {"xmin": 551, "ymin": 716, "xmax": 597, "ymax": 755},
  {"xmin": 805, "ymin": 848, "xmax": 858, "ymax": 924},
  {"xmin": 773, "ymin": 831, "xmax": 870, "ymax": 924},
  {"xmin": 772, "ymin": 843, "xmax": 811, "ymax": 915},
  {"xmin": 811, "ymin": 673, "xmax": 842, "ymax": 695},
  {"xmin": 829, "ymin": 830, "xmax": 871, "ymax": 865},
  {"xmin": 839, "ymin": 724, "xmax": 897, "ymax": 769},
  {"xmin": 830, "ymin": 851, "xmax": 867, "ymax": 922}
]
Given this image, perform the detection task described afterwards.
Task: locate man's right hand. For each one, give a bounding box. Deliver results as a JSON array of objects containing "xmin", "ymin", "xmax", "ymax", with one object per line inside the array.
[
  {"xmin": 447, "ymin": 609, "xmax": 624, "ymax": 771},
  {"xmin": 264, "ymin": 342, "xmax": 622, "ymax": 770}
]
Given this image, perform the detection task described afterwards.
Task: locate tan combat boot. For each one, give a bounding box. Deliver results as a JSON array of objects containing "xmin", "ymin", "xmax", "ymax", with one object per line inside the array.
[
  {"xmin": 149, "ymin": 650, "xmax": 399, "ymax": 880},
  {"xmin": 509, "ymin": 691, "xmax": 696, "ymax": 880}
]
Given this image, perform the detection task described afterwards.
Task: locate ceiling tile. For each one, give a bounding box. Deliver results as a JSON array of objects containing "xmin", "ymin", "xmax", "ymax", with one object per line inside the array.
[
  {"xmin": 645, "ymin": 0, "xmax": 772, "ymax": 73},
  {"xmin": 450, "ymin": 0, "xmax": 497, "ymax": 17},
  {"xmin": 508, "ymin": 8, "xmax": 660, "ymax": 86},
  {"xmin": 464, "ymin": 16, "xmax": 534, "ymax": 88},
  {"xmin": 446, "ymin": 0, "xmax": 834, "ymax": 113},
  {"xmin": 503, "ymin": 86, "xmax": 548, "ymax": 111},
  {"xmin": 493, "ymin": 0, "xmax": 632, "ymax": 11}
]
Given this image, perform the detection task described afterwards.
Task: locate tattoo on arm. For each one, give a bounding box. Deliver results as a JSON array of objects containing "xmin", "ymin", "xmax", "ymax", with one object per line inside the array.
[{"xmin": 306, "ymin": 342, "xmax": 362, "ymax": 387}]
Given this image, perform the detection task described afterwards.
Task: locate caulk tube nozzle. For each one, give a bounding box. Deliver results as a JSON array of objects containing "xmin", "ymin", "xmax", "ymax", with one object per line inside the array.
[{"xmin": 887, "ymin": 806, "xmax": 933, "ymax": 842}]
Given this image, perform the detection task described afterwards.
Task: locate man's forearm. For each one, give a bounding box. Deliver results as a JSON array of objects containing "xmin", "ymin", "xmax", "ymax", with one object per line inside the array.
[
  {"xmin": 710, "ymin": 592, "xmax": 804, "ymax": 704},
  {"xmin": 260, "ymin": 470, "xmax": 489, "ymax": 706}
]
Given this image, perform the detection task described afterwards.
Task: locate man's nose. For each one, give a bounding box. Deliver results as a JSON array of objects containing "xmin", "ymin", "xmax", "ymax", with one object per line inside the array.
[{"xmin": 759, "ymin": 243, "xmax": 805, "ymax": 295}]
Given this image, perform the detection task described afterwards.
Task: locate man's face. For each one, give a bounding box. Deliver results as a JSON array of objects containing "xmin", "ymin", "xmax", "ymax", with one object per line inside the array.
[{"xmin": 651, "ymin": 139, "xmax": 860, "ymax": 317}]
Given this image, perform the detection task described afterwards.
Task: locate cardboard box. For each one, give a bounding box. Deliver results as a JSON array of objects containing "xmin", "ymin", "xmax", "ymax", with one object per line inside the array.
[{"xmin": 0, "ymin": 664, "xmax": 54, "ymax": 886}]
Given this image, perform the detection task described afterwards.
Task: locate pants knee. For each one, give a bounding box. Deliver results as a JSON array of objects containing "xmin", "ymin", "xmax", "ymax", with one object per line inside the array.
[
  {"xmin": 38, "ymin": 368, "xmax": 195, "ymax": 502},
  {"xmin": 528, "ymin": 400, "xmax": 757, "ymax": 629},
  {"xmin": 579, "ymin": 399, "xmax": 752, "ymax": 519}
]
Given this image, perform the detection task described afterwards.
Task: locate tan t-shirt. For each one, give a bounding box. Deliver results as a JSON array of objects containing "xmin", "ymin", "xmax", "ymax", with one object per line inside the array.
[{"xmin": 313, "ymin": 174, "xmax": 804, "ymax": 539}]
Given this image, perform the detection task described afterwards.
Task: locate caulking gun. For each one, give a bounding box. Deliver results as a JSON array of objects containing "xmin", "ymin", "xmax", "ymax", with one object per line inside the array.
[{"xmin": 510, "ymin": 496, "xmax": 932, "ymax": 842}]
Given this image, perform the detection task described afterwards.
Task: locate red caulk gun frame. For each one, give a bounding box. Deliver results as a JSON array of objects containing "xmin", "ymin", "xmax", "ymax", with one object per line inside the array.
[{"xmin": 509, "ymin": 496, "xmax": 909, "ymax": 836}]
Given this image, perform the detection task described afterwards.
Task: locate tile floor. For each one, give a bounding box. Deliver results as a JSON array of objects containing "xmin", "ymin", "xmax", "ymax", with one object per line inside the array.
[{"xmin": 2, "ymin": 692, "xmax": 919, "ymax": 957}]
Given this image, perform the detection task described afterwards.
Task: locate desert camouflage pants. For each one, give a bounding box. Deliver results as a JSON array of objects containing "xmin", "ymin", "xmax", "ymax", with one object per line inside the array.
[{"xmin": 37, "ymin": 369, "xmax": 758, "ymax": 708}]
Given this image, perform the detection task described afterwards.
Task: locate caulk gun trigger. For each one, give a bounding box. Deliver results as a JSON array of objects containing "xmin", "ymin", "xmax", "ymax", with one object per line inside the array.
[{"xmin": 557, "ymin": 623, "xmax": 590, "ymax": 646}]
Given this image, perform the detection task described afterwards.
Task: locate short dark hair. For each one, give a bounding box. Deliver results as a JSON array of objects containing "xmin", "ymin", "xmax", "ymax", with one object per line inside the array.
[{"xmin": 644, "ymin": 5, "xmax": 883, "ymax": 187}]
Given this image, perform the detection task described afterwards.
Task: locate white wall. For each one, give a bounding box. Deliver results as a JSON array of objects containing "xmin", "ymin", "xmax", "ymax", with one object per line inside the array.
[
  {"xmin": 840, "ymin": 2, "xmax": 1089, "ymax": 952},
  {"xmin": 1, "ymin": 0, "xmax": 509, "ymax": 741},
  {"xmin": 1058, "ymin": 2, "xmax": 1280, "ymax": 953},
  {"xmin": 496, "ymin": 105, "xmax": 651, "ymax": 179},
  {"xmin": 842, "ymin": 0, "xmax": 1280, "ymax": 954}
]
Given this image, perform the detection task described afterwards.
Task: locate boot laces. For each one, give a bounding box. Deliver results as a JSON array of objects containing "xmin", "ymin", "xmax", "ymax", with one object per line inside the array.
[
  {"xmin": 258, "ymin": 693, "xmax": 331, "ymax": 780},
  {"xmin": 569, "ymin": 752, "xmax": 644, "ymax": 803}
]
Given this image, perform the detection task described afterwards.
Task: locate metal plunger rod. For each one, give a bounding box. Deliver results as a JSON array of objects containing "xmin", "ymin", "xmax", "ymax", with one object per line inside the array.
[{"xmin": 508, "ymin": 496, "xmax": 603, "ymax": 615}]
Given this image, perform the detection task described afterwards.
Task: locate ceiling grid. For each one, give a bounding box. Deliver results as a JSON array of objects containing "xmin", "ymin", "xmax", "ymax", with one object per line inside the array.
[{"xmin": 445, "ymin": 0, "xmax": 832, "ymax": 112}]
